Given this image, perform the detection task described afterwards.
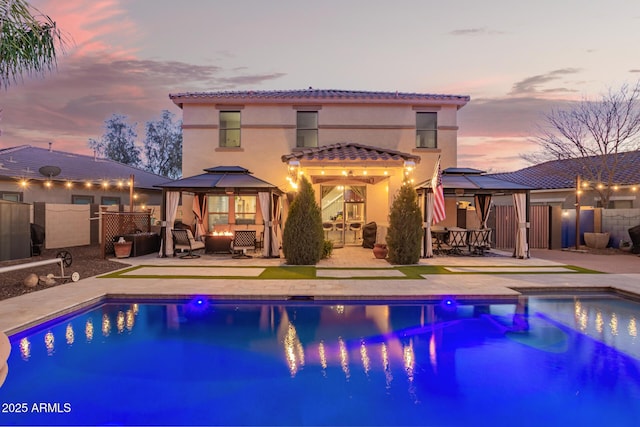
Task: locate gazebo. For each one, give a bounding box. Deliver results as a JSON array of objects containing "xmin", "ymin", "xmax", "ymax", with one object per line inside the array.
[
  {"xmin": 155, "ymin": 166, "xmax": 284, "ymax": 257},
  {"xmin": 416, "ymin": 168, "xmax": 533, "ymax": 258}
]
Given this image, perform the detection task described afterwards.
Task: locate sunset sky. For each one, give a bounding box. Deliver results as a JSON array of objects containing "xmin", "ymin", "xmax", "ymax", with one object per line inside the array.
[{"xmin": 2, "ymin": 0, "xmax": 640, "ymax": 172}]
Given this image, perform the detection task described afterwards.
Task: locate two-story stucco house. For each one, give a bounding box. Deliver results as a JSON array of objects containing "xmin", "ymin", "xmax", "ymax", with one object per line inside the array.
[{"xmin": 168, "ymin": 88, "xmax": 469, "ymax": 248}]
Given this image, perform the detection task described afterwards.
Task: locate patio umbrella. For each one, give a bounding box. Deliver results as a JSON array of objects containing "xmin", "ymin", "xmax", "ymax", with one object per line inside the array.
[
  {"xmin": 192, "ymin": 195, "xmax": 207, "ymax": 241},
  {"xmin": 474, "ymin": 194, "xmax": 492, "ymax": 229}
]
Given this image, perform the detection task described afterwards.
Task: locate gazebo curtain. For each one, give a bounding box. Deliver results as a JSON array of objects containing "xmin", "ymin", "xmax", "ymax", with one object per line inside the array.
[
  {"xmin": 271, "ymin": 193, "xmax": 282, "ymax": 257},
  {"xmin": 160, "ymin": 191, "xmax": 180, "ymax": 256},
  {"xmin": 192, "ymin": 194, "xmax": 207, "ymax": 240},
  {"xmin": 474, "ymin": 194, "xmax": 492, "ymax": 229},
  {"xmin": 513, "ymin": 193, "xmax": 528, "ymax": 259},
  {"xmin": 258, "ymin": 192, "xmax": 271, "ymax": 257},
  {"xmin": 423, "ymin": 191, "xmax": 435, "ymax": 258}
]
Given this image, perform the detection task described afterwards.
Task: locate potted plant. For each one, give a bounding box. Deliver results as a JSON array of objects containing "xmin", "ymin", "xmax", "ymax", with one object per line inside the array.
[{"xmin": 113, "ymin": 237, "xmax": 133, "ymax": 258}]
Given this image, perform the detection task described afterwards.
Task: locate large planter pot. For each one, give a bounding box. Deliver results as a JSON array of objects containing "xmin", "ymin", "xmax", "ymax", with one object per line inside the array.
[
  {"xmin": 114, "ymin": 241, "xmax": 133, "ymax": 258},
  {"xmin": 373, "ymin": 243, "xmax": 388, "ymax": 259},
  {"xmin": 584, "ymin": 232, "xmax": 610, "ymax": 249}
]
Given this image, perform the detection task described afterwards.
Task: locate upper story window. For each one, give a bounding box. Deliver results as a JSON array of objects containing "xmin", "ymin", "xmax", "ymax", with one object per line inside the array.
[
  {"xmin": 296, "ymin": 111, "xmax": 318, "ymax": 148},
  {"xmin": 219, "ymin": 111, "xmax": 241, "ymax": 148},
  {"xmin": 416, "ymin": 112, "xmax": 437, "ymax": 148}
]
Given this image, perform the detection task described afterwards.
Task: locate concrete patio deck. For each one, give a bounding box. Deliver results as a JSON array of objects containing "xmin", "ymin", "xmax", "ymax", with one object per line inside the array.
[{"xmin": 1, "ymin": 245, "xmax": 639, "ymax": 335}]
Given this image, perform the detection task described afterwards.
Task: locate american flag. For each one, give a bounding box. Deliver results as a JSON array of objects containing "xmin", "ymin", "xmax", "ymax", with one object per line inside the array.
[{"xmin": 431, "ymin": 156, "xmax": 446, "ymax": 224}]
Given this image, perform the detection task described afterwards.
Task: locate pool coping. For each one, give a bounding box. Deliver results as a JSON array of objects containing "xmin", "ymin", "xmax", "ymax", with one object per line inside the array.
[{"xmin": 3, "ymin": 271, "xmax": 640, "ymax": 336}]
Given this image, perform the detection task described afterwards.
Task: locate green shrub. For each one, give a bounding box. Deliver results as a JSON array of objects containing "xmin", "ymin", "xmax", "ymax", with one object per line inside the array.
[
  {"xmin": 282, "ymin": 176, "xmax": 324, "ymax": 265},
  {"xmin": 386, "ymin": 183, "xmax": 423, "ymax": 264},
  {"xmin": 321, "ymin": 240, "xmax": 334, "ymax": 259}
]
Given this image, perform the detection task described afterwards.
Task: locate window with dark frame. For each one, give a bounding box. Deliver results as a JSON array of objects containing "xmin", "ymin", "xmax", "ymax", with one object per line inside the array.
[
  {"xmin": 235, "ymin": 195, "xmax": 257, "ymax": 225},
  {"xmin": 207, "ymin": 195, "xmax": 229, "ymax": 226},
  {"xmin": 101, "ymin": 196, "xmax": 121, "ymax": 206},
  {"xmin": 72, "ymin": 195, "xmax": 94, "ymax": 205},
  {"xmin": 219, "ymin": 111, "xmax": 241, "ymax": 147},
  {"xmin": 416, "ymin": 112, "xmax": 437, "ymax": 148},
  {"xmin": 1, "ymin": 192, "xmax": 22, "ymax": 202},
  {"xmin": 296, "ymin": 111, "xmax": 318, "ymax": 148}
]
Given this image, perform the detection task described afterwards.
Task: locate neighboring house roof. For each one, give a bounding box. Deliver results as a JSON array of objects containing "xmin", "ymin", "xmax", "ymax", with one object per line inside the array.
[
  {"xmin": 0, "ymin": 145, "xmax": 168, "ymax": 190},
  {"xmin": 281, "ymin": 142, "xmax": 421, "ymax": 164},
  {"xmin": 170, "ymin": 88, "xmax": 470, "ymax": 108},
  {"xmin": 489, "ymin": 151, "xmax": 640, "ymax": 190},
  {"xmin": 417, "ymin": 168, "xmax": 532, "ymax": 192},
  {"xmin": 156, "ymin": 166, "xmax": 280, "ymax": 192}
]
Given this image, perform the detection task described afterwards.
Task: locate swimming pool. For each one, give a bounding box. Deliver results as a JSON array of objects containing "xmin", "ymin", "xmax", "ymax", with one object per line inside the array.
[{"xmin": 3, "ymin": 294, "xmax": 640, "ymax": 426}]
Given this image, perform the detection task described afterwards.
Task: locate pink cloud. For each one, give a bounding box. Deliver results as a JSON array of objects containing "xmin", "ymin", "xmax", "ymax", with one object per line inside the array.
[{"xmin": 35, "ymin": 0, "xmax": 138, "ymax": 58}]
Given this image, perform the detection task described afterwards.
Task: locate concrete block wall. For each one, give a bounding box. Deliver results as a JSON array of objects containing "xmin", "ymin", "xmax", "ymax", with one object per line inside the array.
[{"xmin": 602, "ymin": 208, "xmax": 640, "ymax": 247}]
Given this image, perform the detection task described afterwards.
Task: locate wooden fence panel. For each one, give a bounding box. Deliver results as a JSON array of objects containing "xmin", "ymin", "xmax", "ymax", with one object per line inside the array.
[
  {"xmin": 494, "ymin": 205, "xmax": 549, "ymax": 249},
  {"xmin": 529, "ymin": 205, "xmax": 549, "ymax": 249}
]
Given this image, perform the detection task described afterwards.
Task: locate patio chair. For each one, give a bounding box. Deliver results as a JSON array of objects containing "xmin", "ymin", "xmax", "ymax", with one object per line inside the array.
[
  {"xmin": 448, "ymin": 228, "xmax": 468, "ymax": 255},
  {"xmin": 171, "ymin": 229, "xmax": 205, "ymax": 259},
  {"xmin": 231, "ymin": 230, "xmax": 256, "ymax": 258}
]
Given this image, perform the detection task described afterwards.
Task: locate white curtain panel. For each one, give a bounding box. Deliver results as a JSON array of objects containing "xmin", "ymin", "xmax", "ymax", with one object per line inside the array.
[
  {"xmin": 159, "ymin": 191, "xmax": 181, "ymax": 256},
  {"xmin": 258, "ymin": 192, "xmax": 271, "ymax": 257},
  {"xmin": 424, "ymin": 192, "xmax": 434, "ymax": 258},
  {"xmin": 513, "ymin": 193, "xmax": 528, "ymax": 259},
  {"xmin": 192, "ymin": 195, "xmax": 206, "ymax": 241},
  {"xmin": 271, "ymin": 194, "xmax": 281, "ymax": 257}
]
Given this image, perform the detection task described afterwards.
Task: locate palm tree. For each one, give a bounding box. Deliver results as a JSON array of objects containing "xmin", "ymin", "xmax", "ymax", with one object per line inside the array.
[{"xmin": 0, "ymin": 0, "xmax": 65, "ymax": 89}]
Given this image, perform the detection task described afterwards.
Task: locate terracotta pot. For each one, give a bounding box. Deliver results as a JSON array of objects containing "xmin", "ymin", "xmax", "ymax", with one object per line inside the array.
[
  {"xmin": 114, "ymin": 241, "xmax": 133, "ymax": 258},
  {"xmin": 373, "ymin": 244, "xmax": 388, "ymax": 259}
]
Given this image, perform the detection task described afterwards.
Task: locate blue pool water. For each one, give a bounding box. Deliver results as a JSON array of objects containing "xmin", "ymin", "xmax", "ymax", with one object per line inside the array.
[{"xmin": 2, "ymin": 294, "xmax": 640, "ymax": 426}]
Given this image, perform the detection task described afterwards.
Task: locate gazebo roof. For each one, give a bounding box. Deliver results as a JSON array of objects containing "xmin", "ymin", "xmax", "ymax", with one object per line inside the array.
[
  {"xmin": 155, "ymin": 166, "xmax": 281, "ymax": 192},
  {"xmin": 417, "ymin": 168, "xmax": 532, "ymax": 192}
]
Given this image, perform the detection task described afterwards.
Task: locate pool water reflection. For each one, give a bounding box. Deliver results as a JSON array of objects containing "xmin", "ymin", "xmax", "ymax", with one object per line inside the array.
[{"xmin": 4, "ymin": 294, "xmax": 640, "ymax": 426}]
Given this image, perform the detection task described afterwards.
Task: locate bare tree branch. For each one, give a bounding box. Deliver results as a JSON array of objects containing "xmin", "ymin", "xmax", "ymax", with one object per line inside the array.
[{"xmin": 527, "ymin": 81, "xmax": 640, "ymax": 207}]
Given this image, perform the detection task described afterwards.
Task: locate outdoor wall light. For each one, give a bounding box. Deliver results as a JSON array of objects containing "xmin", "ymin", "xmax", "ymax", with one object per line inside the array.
[
  {"xmin": 65, "ymin": 181, "xmax": 73, "ymax": 189},
  {"xmin": 403, "ymin": 160, "xmax": 416, "ymax": 171}
]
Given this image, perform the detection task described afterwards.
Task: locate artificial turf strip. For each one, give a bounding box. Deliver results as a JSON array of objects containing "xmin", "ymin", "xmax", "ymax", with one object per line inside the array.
[
  {"xmin": 98, "ymin": 264, "xmax": 600, "ymax": 280},
  {"xmin": 259, "ymin": 266, "xmax": 316, "ymax": 279}
]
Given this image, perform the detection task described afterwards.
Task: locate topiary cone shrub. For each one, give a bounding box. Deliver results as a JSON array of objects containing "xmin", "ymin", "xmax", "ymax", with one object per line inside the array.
[
  {"xmin": 282, "ymin": 176, "xmax": 324, "ymax": 265},
  {"xmin": 386, "ymin": 183, "xmax": 423, "ymax": 264}
]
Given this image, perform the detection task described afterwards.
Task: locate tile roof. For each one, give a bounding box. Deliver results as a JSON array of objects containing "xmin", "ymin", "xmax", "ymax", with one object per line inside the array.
[
  {"xmin": 489, "ymin": 151, "xmax": 640, "ymax": 190},
  {"xmin": 170, "ymin": 88, "xmax": 470, "ymax": 107},
  {"xmin": 0, "ymin": 145, "xmax": 169, "ymax": 190},
  {"xmin": 281, "ymin": 142, "xmax": 421, "ymax": 164}
]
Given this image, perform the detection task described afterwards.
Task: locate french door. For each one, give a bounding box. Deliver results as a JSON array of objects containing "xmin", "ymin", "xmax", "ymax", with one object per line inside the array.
[{"xmin": 320, "ymin": 185, "xmax": 366, "ymax": 246}]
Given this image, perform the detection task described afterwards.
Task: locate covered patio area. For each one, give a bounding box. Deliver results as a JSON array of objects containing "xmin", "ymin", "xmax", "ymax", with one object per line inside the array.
[
  {"xmin": 155, "ymin": 166, "xmax": 285, "ymax": 258},
  {"xmin": 417, "ymin": 168, "xmax": 533, "ymax": 259}
]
